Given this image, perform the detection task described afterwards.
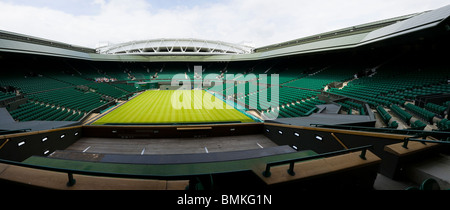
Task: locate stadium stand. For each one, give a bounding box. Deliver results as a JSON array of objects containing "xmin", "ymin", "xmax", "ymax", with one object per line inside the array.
[
  {"xmin": 0, "ymin": 60, "xmax": 143, "ymax": 122},
  {"xmin": 1, "ymin": 4, "xmax": 450, "ymax": 191}
]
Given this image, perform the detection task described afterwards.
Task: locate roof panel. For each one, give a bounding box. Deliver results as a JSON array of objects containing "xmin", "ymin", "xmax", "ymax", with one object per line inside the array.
[
  {"xmin": 361, "ymin": 4, "xmax": 450, "ymax": 44},
  {"xmin": 96, "ymin": 38, "xmax": 254, "ymax": 55}
]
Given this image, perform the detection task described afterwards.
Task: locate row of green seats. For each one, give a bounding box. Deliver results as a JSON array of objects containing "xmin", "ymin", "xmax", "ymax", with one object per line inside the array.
[
  {"xmin": 285, "ymin": 99, "xmax": 319, "ymax": 116},
  {"xmin": 262, "ymin": 98, "xmax": 325, "ymax": 119},
  {"xmin": 328, "ymin": 88, "xmax": 394, "ymax": 107},
  {"xmin": 0, "ymin": 76, "xmax": 72, "ymax": 94},
  {"xmin": 376, "ymin": 106, "xmax": 398, "ymax": 128},
  {"xmin": 0, "ymin": 91, "xmax": 16, "ymax": 101},
  {"xmin": 279, "ymin": 74, "xmax": 306, "ymax": 84},
  {"xmin": 398, "ymin": 88, "xmax": 448, "ymax": 100},
  {"xmin": 49, "ymin": 109, "xmax": 74, "ymax": 121},
  {"xmin": 284, "ymin": 67, "xmax": 356, "ymax": 90},
  {"xmin": 111, "ymin": 83, "xmax": 144, "ymax": 93},
  {"xmin": 238, "ymin": 86, "xmax": 276, "ymax": 111},
  {"xmin": 390, "ymin": 104, "xmax": 412, "ymax": 124},
  {"xmin": 338, "ymin": 102, "xmax": 353, "ymax": 114},
  {"xmin": 410, "ymin": 119, "xmax": 427, "ymax": 130},
  {"xmin": 280, "ymin": 105, "xmax": 304, "ymax": 118},
  {"xmin": 278, "ymin": 87, "xmax": 318, "ymax": 105},
  {"xmin": 343, "ymin": 83, "xmax": 395, "ymax": 95},
  {"xmin": 156, "ymin": 73, "xmax": 180, "ymax": 80},
  {"xmin": 245, "ymin": 96, "xmax": 277, "ymax": 111},
  {"xmin": 405, "ymin": 103, "xmax": 435, "ymax": 123},
  {"xmin": 9, "ymin": 102, "xmax": 45, "ymax": 121},
  {"xmin": 65, "ymin": 112, "xmax": 85, "ymax": 121},
  {"xmin": 445, "ymin": 101, "xmax": 450, "ymax": 107},
  {"xmin": 421, "ymin": 84, "xmax": 450, "ymax": 94},
  {"xmin": 85, "ymin": 82, "xmax": 130, "ymax": 99},
  {"xmin": 376, "ymin": 95, "xmax": 405, "ymax": 106},
  {"xmin": 339, "ymin": 100, "xmax": 367, "ymax": 115},
  {"xmin": 9, "ymin": 102, "xmax": 82, "ymax": 122},
  {"xmin": 35, "ymin": 107, "xmax": 66, "ymax": 121},
  {"xmin": 45, "ymin": 74, "xmax": 93, "ymax": 86},
  {"xmin": 425, "ymin": 103, "xmax": 447, "ymax": 115},
  {"xmin": 330, "ymin": 65, "xmax": 449, "ymax": 109},
  {"xmin": 106, "ymin": 71, "xmax": 131, "ymax": 81},
  {"xmin": 437, "ymin": 119, "xmax": 450, "ymax": 131},
  {"xmin": 237, "ymin": 86, "xmax": 318, "ymax": 112},
  {"xmin": 0, "ymin": 92, "xmax": 16, "ymax": 101},
  {"xmin": 28, "ymin": 88, "xmax": 107, "ymax": 112}
]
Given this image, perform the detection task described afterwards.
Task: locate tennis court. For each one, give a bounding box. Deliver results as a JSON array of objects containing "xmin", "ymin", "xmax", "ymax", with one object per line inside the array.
[{"xmin": 92, "ymin": 90, "xmax": 254, "ymax": 125}]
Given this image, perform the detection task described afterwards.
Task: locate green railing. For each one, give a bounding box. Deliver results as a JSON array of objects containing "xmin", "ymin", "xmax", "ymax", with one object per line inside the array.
[
  {"xmin": 262, "ymin": 145, "xmax": 373, "ymax": 178},
  {"xmin": 0, "ymin": 129, "xmax": 31, "ymax": 135},
  {"xmin": 402, "ymin": 137, "xmax": 450, "ymax": 149},
  {"xmin": 311, "ymin": 124, "xmax": 450, "ymax": 138},
  {"xmin": 0, "ymin": 158, "xmax": 188, "ymax": 187}
]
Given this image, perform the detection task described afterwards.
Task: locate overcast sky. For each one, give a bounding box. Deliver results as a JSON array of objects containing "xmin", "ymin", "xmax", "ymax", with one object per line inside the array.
[{"xmin": 0, "ymin": 0, "xmax": 448, "ymax": 48}]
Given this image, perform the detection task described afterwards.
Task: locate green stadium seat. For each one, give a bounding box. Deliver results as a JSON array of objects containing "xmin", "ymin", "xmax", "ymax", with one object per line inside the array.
[
  {"xmin": 420, "ymin": 178, "xmax": 440, "ymax": 190},
  {"xmin": 390, "ymin": 105, "xmax": 412, "ymax": 124},
  {"xmin": 405, "ymin": 103, "xmax": 435, "ymax": 123}
]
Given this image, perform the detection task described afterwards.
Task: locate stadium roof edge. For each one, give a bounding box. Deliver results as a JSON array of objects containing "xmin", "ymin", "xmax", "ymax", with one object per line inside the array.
[
  {"xmin": 253, "ymin": 12, "xmax": 423, "ymax": 53},
  {"xmin": 0, "ymin": 29, "xmax": 95, "ymax": 53},
  {"xmin": 0, "ymin": 4, "xmax": 449, "ymax": 62},
  {"xmin": 96, "ymin": 38, "xmax": 254, "ymax": 55}
]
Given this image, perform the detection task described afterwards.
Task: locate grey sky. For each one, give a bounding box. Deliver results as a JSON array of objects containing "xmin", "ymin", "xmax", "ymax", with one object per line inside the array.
[{"xmin": 0, "ymin": 0, "xmax": 448, "ymax": 48}]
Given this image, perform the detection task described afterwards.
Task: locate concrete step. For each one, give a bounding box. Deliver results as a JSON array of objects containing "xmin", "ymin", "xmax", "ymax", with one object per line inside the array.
[
  {"xmin": 405, "ymin": 153, "xmax": 450, "ymax": 190},
  {"xmin": 373, "ymin": 173, "xmax": 416, "ymax": 190}
]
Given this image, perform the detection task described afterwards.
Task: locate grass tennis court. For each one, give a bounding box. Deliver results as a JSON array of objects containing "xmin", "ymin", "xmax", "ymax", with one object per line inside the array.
[{"xmin": 92, "ymin": 90, "xmax": 254, "ymax": 125}]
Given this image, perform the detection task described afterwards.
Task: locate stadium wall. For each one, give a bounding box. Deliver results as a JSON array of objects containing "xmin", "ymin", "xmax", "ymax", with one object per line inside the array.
[{"xmin": 0, "ymin": 126, "xmax": 82, "ymax": 162}]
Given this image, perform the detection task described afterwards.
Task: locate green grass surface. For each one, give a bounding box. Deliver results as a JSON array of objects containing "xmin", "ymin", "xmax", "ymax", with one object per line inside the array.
[{"xmin": 93, "ymin": 90, "xmax": 254, "ymax": 125}]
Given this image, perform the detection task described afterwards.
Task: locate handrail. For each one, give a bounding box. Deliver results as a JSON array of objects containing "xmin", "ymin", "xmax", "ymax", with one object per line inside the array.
[
  {"xmin": 0, "ymin": 158, "xmax": 187, "ymax": 187},
  {"xmin": 310, "ymin": 124, "xmax": 413, "ymax": 133},
  {"xmin": 402, "ymin": 137, "xmax": 450, "ymax": 149},
  {"xmin": 262, "ymin": 145, "xmax": 373, "ymax": 178},
  {"xmin": 0, "ymin": 129, "xmax": 31, "ymax": 135},
  {"xmin": 311, "ymin": 124, "xmax": 450, "ymax": 137},
  {"xmin": 408, "ymin": 131, "xmax": 450, "ymax": 139}
]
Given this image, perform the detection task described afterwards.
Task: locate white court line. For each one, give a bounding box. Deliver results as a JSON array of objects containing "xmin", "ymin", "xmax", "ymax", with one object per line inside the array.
[
  {"xmin": 204, "ymin": 147, "xmax": 209, "ymax": 153},
  {"xmin": 141, "ymin": 148, "xmax": 146, "ymax": 155},
  {"xmin": 83, "ymin": 146, "xmax": 91, "ymax": 153},
  {"xmin": 257, "ymin": 143, "xmax": 264, "ymax": 149}
]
